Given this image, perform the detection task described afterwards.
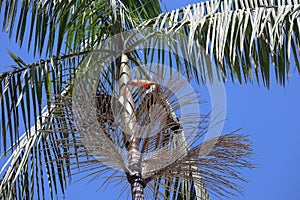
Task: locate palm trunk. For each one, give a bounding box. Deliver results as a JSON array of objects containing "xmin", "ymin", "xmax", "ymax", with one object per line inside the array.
[
  {"xmin": 119, "ymin": 54, "xmax": 145, "ymax": 199},
  {"xmin": 129, "ymin": 176, "xmax": 145, "ymax": 200}
]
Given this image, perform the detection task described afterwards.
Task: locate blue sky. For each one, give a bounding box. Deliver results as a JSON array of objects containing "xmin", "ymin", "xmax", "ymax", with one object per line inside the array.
[{"xmin": 1, "ymin": 0, "xmax": 300, "ymax": 199}]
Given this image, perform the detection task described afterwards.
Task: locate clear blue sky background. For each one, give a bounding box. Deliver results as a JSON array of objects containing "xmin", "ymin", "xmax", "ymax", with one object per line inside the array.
[{"xmin": 1, "ymin": 0, "xmax": 300, "ymax": 199}]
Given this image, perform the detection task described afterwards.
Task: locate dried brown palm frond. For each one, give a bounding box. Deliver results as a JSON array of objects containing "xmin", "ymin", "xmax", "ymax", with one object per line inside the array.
[
  {"xmin": 42, "ymin": 126, "xmax": 253, "ymax": 199},
  {"xmin": 40, "ymin": 65, "xmax": 253, "ymax": 199},
  {"xmin": 43, "ymin": 107, "xmax": 253, "ymax": 199},
  {"xmin": 144, "ymin": 133, "xmax": 254, "ymax": 199}
]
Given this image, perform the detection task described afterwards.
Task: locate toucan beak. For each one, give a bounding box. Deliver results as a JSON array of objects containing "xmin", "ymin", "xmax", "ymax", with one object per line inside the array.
[{"xmin": 128, "ymin": 80, "xmax": 155, "ymax": 89}]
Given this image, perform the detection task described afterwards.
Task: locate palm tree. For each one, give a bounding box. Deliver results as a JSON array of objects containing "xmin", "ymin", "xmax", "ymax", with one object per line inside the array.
[
  {"xmin": 0, "ymin": 0, "xmax": 299, "ymax": 199},
  {"xmin": 70, "ymin": 46, "xmax": 252, "ymax": 200}
]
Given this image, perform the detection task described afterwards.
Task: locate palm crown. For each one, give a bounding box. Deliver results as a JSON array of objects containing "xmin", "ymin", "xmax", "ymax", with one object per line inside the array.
[{"xmin": 0, "ymin": 0, "xmax": 299, "ymax": 199}]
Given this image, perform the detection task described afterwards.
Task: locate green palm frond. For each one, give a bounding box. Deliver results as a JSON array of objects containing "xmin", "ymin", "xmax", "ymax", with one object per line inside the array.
[
  {"xmin": 0, "ymin": 52, "xmax": 86, "ymax": 154},
  {"xmin": 0, "ymin": 94, "xmax": 74, "ymax": 199},
  {"xmin": 0, "ymin": 0, "xmax": 163, "ymax": 57},
  {"xmin": 120, "ymin": 0, "xmax": 163, "ymax": 21},
  {"xmin": 139, "ymin": 0, "xmax": 300, "ymax": 86},
  {"xmin": 0, "ymin": 50, "xmax": 84, "ymax": 199},
  {"xmin": 1, "ymin": 0, "xmax": 299, "ymax": 84},
  {"xmin": 0, "ymin": 55, "xmax": 77, "ymax": 198},
  {"xmin": 0, "ymin": 0, "xmax": 113, "ymax": 55}
]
